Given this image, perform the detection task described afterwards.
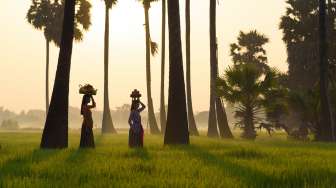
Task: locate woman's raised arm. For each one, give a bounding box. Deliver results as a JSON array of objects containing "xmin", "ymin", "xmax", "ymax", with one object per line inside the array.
[{"xmin": 88, "ymin": 96, "xmax": 96, "ymax": 109}]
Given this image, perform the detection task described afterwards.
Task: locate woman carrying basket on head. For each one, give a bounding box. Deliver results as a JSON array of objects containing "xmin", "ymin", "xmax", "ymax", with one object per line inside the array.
[
  {"xmin": 128, "ymin": 89, "xmax": 146, "ymax": 148},
  {"xmin": 79, "ymin": 84, "xmax": 97, "ymax": 148}
]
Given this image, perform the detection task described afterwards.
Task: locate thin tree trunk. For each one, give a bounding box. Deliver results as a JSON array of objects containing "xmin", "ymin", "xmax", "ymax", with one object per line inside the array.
[
  {"xmin": 144, "ymin": 5, "xmax": 160, "ymax": 134},
  {"xmin": 40, "ymin": 0, "xmax": 75, "ymax": 148},
  {"xmin": 327, "ymin": 0, "xmax": 336, "ymax": 140},
  {"xmin": 208, "ymin": 0, "xmax": 219, "ymax": 137},
  {"xmin": 164, "ymin": 0, "xmax": 189, "ymax": 145},
  {"xmin": 216, "ymin": 99, "xmax": 233, "ymax": 138},
  {"xmin": 160, "ymin": 0, "xmax": 167, "ymax": 133},
  {"xmin": 318, "ymin": 0, "xmax": 335, "ymax": 141},
  {"xmin": 46, "ymin": 39, "xmax": 50, "ymax": 115},
  {"xmin": 212, "ymin": 10, "xmax": 233, "ymax": 138},
  {"xmin": 186, "ymin": 0, "xmax": 199, "ymax": 136},
  {"xmin": 102, "ymin": 5, "xmax": 116, "ymax": 134}
]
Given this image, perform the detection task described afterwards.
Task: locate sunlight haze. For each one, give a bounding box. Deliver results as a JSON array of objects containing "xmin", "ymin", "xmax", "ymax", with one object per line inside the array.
[{"xmin": 0, "ymin": 0, "xmax": 287, "ymax": 113}]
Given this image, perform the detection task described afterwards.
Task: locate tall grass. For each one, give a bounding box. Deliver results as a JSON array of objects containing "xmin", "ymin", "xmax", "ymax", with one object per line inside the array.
[{"xmin": 0, "ymin": 132, "xmax": 335, "ymax": 188}]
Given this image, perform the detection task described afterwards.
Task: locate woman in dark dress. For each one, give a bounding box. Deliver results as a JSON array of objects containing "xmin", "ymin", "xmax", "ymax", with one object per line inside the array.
[
  {"xmin": 128, "ymin": 100, "xmax": 146, "ymax": 148},
  {"xmin": 80, "ymin": 94, "xmax": 96, "ymax": 148}
]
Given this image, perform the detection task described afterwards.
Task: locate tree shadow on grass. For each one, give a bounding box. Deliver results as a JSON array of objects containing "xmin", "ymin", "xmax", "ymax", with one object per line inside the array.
[
  {"xmin": 0, "ymin": 148, "xmax": 62, "ymax": 178},
  {"xmin": 180, "ymin": 145, "xmax": 283, "ymax": 187},
  {"xmin": 183, "ymin": 145, "xmax": 336, "ymax": 188},
  {"xmin": 65, "ymin": 133, "xmax": 106, "ymax": 163},
  {"xmin": 124, "ymin": 148, "xmax": 151, "ymax": 161}
]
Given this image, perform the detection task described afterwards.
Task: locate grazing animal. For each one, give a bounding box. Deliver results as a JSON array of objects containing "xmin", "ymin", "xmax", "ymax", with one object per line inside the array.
[{"xmin": 257, "ymin": 123, "xmax": 274, "ymax": 136}]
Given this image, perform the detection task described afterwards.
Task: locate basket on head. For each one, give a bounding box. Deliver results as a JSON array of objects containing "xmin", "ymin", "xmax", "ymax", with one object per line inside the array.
[
  {"xmin": 130, "ymin": 89, "xmax": 141, "ymax": 101},
  {"xmin": 79, "ymin": 84, "xmax": 97, "ymax": 95}
]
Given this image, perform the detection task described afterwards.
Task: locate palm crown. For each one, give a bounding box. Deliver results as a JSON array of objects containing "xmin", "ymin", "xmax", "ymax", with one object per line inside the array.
[
  {"xmin": 230, "ymin": 30, "xmax": 270, "ymax": 73},
  {"xmin": 104, "ymin": 0, "xmax": 118, "ymax": 9},
  {"xmin": 138, "ymin": 0, "xmax": 159, "ymax": 8},
  {"xmin": 27, "ymin": 0, "xmax": 91, "ymax": 46},
  {"xmin": 217, "ymin": 64, "xmax": 283, "ymax": 133}
]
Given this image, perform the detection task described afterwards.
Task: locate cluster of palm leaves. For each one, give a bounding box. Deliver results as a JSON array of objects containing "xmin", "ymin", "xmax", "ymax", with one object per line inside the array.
[
  {"xmin": 288, "ymin": 89, "xmax": 320, "ymax": 134},
  {"xmin": 27, "ymin": 0, "xmax": 91, "ymax": 46},
  {"xmin": 230, "ymin": 30, "xmax": 270, "ymax": 73},
  {"xmin": 216, "ymin": 29, "xmax": 294, "ymax": 140},
  {"xmin": 217, "ymin": 64, "xmax": 286, "ymax": 139},
  {"xmin": 217, "ymin": 61, "xmax": 335, "ymax": 140},
  {"xmin": 288, "ymin": 85, "xmax": 336, "ymax": 138},
  {"xmin": 280, "ymin": 0, "xmax": 336, "ymax": 141},
  {"xmin": 217, "ymin": 61, "xmax": 336, "ymax": 141}
]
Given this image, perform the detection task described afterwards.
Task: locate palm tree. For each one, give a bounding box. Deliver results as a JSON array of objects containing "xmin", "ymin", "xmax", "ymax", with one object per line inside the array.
[
  {"xmin": 208, "ymin": 0, "xmax": 233, "ymax": 138},
  {"xmin": 139, "ymin": 0, "xmax": 160, "ymax": 134},
  {"xmin": 101, "ymin": 0, "xmax": 117, "ymax": 134},
  {"xmin": 288, "ymin": 88, "xmax": 320, "ymax": 135},
  {"xmin": 160, "ymin": 0, "xmax": 167, "ymax": 133},
  {"xmin": 40, "ymin": 0, "xmax": 77, "ymax": 148},
  {"xmin": 185, "ymin": 0, "xmax": 199, "ymax": 136},
  {"xmin": 318, "ymin": 0, "xmax": 335, "ymax": 141},
  {"xmin": 208, "ymin": 0, "xmax": 219, "ymax": 138},
  {"xmin": 230, "ymin": 30, "xmax": 270, "ymax": 73},
  {"xmin": 27, "ymin": 0, "xmax": 52, "ymax": 114},
  {"xmin": 164, "ymin": 0, "xmax": 189, "ymax": 145},
  {"xmin": 26, "ymin": 0, "xmax": 91, "ymax": 115},
  {"xmin": 217, "ymin": 64, "xmax": 278, "ymax": 140},
  {"xmin": 262, "ymin": 73, "xmax": 289, "ymax": 127},
  {"xmin": 214, "ymin": 27, "xmax": 233, "ymax": 139}
]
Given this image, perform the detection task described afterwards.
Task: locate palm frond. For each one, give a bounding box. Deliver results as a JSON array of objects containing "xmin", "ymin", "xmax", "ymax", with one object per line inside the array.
[
  {"xmin": 150, "ymin": 41, "xmax": 159, "ymax": 56},
  {"xmin": 104, "ymin": 0, "xmax": 118, "ymax": 9}
]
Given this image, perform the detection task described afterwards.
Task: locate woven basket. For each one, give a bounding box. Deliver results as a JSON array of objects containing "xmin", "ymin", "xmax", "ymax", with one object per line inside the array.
[{"xmin": 79, "ymin": 84, "xmax": 97, "ymax": 95}]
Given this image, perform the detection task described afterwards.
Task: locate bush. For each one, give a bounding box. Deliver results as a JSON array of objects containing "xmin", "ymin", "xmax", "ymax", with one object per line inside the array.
[{"xmin": 1, "ymin": 119, "xmax": 19, "ymax": 130}]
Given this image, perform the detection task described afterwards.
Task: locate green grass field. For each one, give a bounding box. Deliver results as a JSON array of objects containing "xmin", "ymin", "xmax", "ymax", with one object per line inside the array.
[{"xmin": 0, "ymin": 132, "xmax": 335, "ymax": 188}]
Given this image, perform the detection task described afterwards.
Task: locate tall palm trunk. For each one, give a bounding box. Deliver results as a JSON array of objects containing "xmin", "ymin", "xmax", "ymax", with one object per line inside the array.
[
  {"xmin": 318, "ymin": 0, "xmax": 335, "ymax": 141},
  {"xmin": 144, "ymin": 4, "xmax": 160, "ymax": 134},
  {"xmin": 164, "ymin": 0, "xmax": 189, "ymax": 145},
  {"xmin": 45, "ymin": 39, "xmax": 50, "ymax": 114},
  {"xmin": 102, "ymin": 4, "xmax": 116, "ymax": 134},
  {"xmin": 185, "ymin": 0, "xmax": 199, "ymax": 136},
  {"xmin": 40, "ymin": 0, "xmax": 75, "ymax": 148},
  {"xmin": 160, "ymin": 0, "xmax": 167, "ymax": 133},
  {"xmin": 208, "ymin": 0, "xmax": 219, "ymax": 137}
]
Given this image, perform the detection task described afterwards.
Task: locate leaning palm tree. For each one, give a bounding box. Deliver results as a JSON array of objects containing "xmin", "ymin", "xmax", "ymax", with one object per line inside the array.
[
  {"xmin": 185, "ymin": 0, "xmax": 199, "ymax": 136},
  {"xmin": 160, "ymin": 0, "xmax": 167, "ymax": 133},
  {"xmin": 40, "ymin": 0, "xmax": 77, "ymax": 148},
  {"xmin": 208, "ymin": 0, "xmax": 233, "ymax": 138},
  {"xmin": 101, "ymin": 0, "xmax": 117, "ymax": 134},
  {"xmin": 164, "ymin": 0, "xmax": 189, "ymax": 145},
  {"xmin": 26, "ymin": 0, "xmax": 91, "ymax": 115},
  {"xmin": 138, "ymin": 0, "xmax": 160, "ymax": 134}
]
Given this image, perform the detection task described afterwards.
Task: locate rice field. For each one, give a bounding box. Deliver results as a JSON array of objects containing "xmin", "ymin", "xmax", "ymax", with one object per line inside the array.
[{"xmin": 0, "ymin": 132, "xmax": 335, "ymax": 188}]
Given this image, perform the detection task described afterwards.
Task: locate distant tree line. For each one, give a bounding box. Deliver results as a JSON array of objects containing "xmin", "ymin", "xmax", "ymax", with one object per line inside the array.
[
  {"xmin": 0, "ymin": 119, "xmax": 19, "ymax": 130},
  {"xmin": 0, "ymin": 106, "xmax": 232, "ymax": 130}
]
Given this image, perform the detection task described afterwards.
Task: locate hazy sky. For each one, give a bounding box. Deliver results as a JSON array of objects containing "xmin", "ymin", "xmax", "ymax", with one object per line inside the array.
[{"xmin": 0, "ymin": 0, "xmax": 288, "ymax": 113}]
